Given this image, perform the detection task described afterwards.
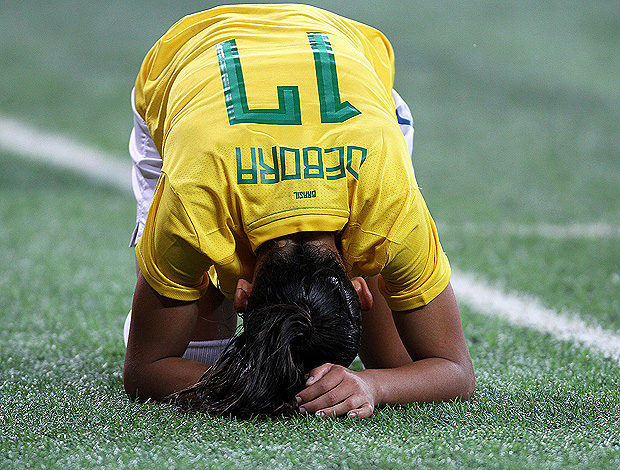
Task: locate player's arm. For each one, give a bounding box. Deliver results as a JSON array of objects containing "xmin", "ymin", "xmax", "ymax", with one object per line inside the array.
[
  {"xmin": 295, "ymin": 278, "xmax": 474, "ymax": 418},
  {"xmin": 372, "ymin": 280, "xmax": 474, "ymax": 404},
  {"xmin": 123, "ymin": 272, "xmax": 210, "ymax": 401}
]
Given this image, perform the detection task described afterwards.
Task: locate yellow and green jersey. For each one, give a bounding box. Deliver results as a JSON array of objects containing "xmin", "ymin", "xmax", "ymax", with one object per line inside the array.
[{"xmin": 135, "ymin": 4, "xmax": 451, "ymax": 311}]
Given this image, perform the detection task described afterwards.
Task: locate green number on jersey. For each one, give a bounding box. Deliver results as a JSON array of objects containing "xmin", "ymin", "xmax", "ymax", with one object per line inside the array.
[
  {"xmin": 217, "ymin": 33, "xmax": 360, "ymax": 125},
  {"xmin": 217, "ymin": 39, "xmax": 302, "ymax": 125},
  {"xmin": 307, "ymin": 32, "xmax": 361, "ymax": 123}
]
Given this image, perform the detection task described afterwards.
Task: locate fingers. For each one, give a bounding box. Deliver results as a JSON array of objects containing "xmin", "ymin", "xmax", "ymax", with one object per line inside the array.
[
  {"xmin": 297, "ymin": 363, "xmax": 343, "ymax": 407},
  {"xmin": 314, "ymin": 397, "xmax": 374, "ymax": 420},
  {"xmin": 295, "ymin": 364, "xmax": 376, "ymax": 419},
  {"xmin": 347, "ymin": 402, "xmax": 374, "ymax": 419},
  {"xmin": 305, "ymin": 363, "xmax": 333, "ymax": 387}
]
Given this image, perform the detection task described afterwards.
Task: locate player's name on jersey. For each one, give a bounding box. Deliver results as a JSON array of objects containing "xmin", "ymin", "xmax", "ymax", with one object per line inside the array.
[{"xmin": 235, "ymin": 145, "xmax": 367, "ymax": 185}]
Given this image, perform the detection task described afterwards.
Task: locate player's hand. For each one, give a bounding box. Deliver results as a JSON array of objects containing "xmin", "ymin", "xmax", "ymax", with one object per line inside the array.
[{"xmin": 295, "ymin": 363, "xmax": 378, "ymax": 419}]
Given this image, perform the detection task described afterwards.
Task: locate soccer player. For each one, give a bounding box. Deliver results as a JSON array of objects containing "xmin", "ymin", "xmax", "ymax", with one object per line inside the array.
[{"xmin": 123, "ymin": 4, "xmax": 474, "ymax": 419}]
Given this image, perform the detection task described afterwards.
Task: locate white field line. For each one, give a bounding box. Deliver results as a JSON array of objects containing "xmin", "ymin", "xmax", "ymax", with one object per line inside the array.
[
  {"xmin": 0, "ymin": 115, "xmax": 131, "ymax": 190},
  {"xmin": 439, "ymin": 222, "xmax": 620, "ymax": 240},
  {"xmin": 452, "ymin": 269, "xmax": 620, "ymax": 361},
  {"xmin": 2, "ymin": 115, "xmax": 620, "ymax": 362}
]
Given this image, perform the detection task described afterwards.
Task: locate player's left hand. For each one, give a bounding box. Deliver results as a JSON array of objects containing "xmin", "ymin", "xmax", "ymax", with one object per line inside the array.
[{"xmin": 295, "ymin": 363, "xmax": 378, "ymax": 419}]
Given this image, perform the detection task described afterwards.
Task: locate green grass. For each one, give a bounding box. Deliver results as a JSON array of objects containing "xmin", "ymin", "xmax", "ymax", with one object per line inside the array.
[
  {"xmin": 0, "ymin": 152, "xmax": 135, "ymax": 340},
  {"xmin": 442, "ymin": 233, "xmax": 620, "ymax": 332},
  {"xmin": 1, "ymin": 0, "xmax": 620, "ymax": 468},
  {"xmin": 2, "ymin": 164, "xmax": 619, "ymax": 467},
  {"xmin": 2, "ymin": 0, "xmax": 618, "ymax": 228},
  {"xmin": 1, "ymin": 158, "xmax": 619, "ymax": 468}
]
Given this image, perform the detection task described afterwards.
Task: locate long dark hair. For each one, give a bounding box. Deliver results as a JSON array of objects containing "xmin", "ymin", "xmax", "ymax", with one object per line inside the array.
[{"xmin": 170, "ymin": 241, "xmax": 362, "ymax": 417}]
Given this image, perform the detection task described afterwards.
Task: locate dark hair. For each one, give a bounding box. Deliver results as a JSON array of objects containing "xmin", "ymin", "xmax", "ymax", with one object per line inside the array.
[{"xmin": 170, "ymin": 241, "xmax": 362, "ymax": 418}]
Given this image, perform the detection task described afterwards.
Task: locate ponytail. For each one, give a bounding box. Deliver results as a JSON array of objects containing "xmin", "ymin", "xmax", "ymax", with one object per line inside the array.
[
  {"xmin": 170, "ymin": 242, "xmax": 362, "ymax": 417},
  {"xmin": 172, "ymin": 304, "xmax": 313, "ymax": 417}
]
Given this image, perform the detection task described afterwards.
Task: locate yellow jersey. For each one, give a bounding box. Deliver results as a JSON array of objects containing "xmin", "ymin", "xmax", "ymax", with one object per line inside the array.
[{"xmin": 135, "ymin": 4, "xmax": 451, "ymax": 311}]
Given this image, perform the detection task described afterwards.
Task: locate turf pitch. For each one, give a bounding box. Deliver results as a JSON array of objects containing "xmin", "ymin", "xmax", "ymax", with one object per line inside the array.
[{"xmin": 1, "ymin": 0, "xmax": 619, "ymax": 468}]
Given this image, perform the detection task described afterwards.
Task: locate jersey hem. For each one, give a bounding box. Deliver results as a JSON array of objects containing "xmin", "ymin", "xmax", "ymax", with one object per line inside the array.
[
  {"xmin": 381, "ymin": 266, "xmax": 452, "ymax": 312},
  {"xmin": 247, "ymin": 210, "xmax": 349, "ymax": 251},
  {"xmin": 136, "ymin": 246, "xmax": 207, "ymax": 301}
]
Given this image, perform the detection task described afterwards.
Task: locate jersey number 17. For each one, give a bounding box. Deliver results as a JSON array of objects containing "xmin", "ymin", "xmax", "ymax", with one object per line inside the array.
[{"xmin": 216, "ymin": 32, "xmax": 361, "ymax": 125}]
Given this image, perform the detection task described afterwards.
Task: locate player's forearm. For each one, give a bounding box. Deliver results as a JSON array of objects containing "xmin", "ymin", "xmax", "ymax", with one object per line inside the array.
[
  {"xmin": 125, "ymin": 273, "xmax": 211, "ymax": 401},
  {"xmin": 362, "ymin": 357, "xmax": 475, "ymax": 406},
  {"xmin": 123, "ymin": 356, "xmax": 209, "ymax": 402}
]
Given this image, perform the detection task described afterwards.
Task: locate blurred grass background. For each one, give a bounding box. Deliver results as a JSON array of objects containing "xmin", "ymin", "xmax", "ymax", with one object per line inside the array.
[
  {"xmin": 1, "ymin": 1, "xmax": 620, "ymax": 467},
  {"xmin": 2, "ymin": 0, "xmax": 618, "ymax": 225},
  {"xmin": 3, "ymin": 0, "xmax": 618, "ymax": 323}
]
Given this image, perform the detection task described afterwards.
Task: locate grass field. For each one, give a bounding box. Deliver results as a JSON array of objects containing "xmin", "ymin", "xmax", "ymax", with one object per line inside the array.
[{"xmin": 1, "ymin": 0, "xmax": 619, "ymax": 468}]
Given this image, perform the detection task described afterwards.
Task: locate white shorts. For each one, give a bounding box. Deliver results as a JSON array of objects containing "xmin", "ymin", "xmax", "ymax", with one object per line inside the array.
[
  {"xmin": 128, "ymin": 88, "xmax": 415, "ymax": 247},
  {"xmin": 128, "ymin": 87, "xmax": 163, "ymax": 247}
]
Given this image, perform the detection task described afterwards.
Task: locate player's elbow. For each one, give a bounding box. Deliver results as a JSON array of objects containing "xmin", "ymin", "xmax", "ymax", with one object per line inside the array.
[
  {"xmin": 457, "ymin": 360, "xmax": 476, "ymax": 401},
  {"xmin": 461, "ymin": 374, "xmax": 476, "ymax": 401},
  {"xmin": 123, "ymin": 358, "xmax": 147, "ymax": 401},
  {"xmin": 123, "ymin": 363, "xmax": 139, "ymax": 400}
]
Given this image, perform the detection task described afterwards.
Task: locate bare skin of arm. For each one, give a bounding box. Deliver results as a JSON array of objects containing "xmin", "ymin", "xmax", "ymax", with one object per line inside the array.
[
  {"xmin": 295, "ymin": 277, "xmax": 475, "ymax": 418},
  {"xmin": 125, "ymin": 229, "xmax": 473, "ymax": 415},
  {"xmin": 123, "ymin": 273, "xmax": 236, "ymax": 401}
]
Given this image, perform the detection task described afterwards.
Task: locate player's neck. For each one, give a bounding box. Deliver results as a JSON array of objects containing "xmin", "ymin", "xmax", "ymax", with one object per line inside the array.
[
  {"xmin": 253, "ymin": 231, "xmax": 340, "ymax": 282},
  {"xmin": 270, "ymin": 231, "xmax": 337, "ymax": 251}
]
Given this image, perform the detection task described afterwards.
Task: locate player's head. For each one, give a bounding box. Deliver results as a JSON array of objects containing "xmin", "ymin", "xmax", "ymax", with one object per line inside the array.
[{"xmin": 171, "ymin": 240, "xmax": 363, "ymax": 417}]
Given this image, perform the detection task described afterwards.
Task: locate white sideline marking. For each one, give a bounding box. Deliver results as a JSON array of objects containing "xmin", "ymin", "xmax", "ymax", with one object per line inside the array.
[
  {"xmin": 0, "ymin": 115, "xmax": 131, "ymax": 190},
  {"xmin": 452, "ymin": 269, "xmax": 620, "ymax": 362},
  {"xmin": 439, "ymin": 222, "xmax": 620, "ymax": 240},
  {"xmin": 2, "ymin": 115, "xmax": 620, "ymax": 362}
]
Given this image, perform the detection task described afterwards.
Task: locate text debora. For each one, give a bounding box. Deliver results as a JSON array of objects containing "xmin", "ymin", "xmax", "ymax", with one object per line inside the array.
[{"xmin": 236, "ymin": 145, "xmax": 367, "ymax": 185}]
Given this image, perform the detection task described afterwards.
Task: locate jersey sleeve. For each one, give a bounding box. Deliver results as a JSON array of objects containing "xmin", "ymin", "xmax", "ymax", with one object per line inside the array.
[
  {"xmin": 135, "ymin": 172, "xmax": 211, "ymax": 301},
  {"xmin": 378, "ymin": 190, "xmax": 451, "ymax": 312}
]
